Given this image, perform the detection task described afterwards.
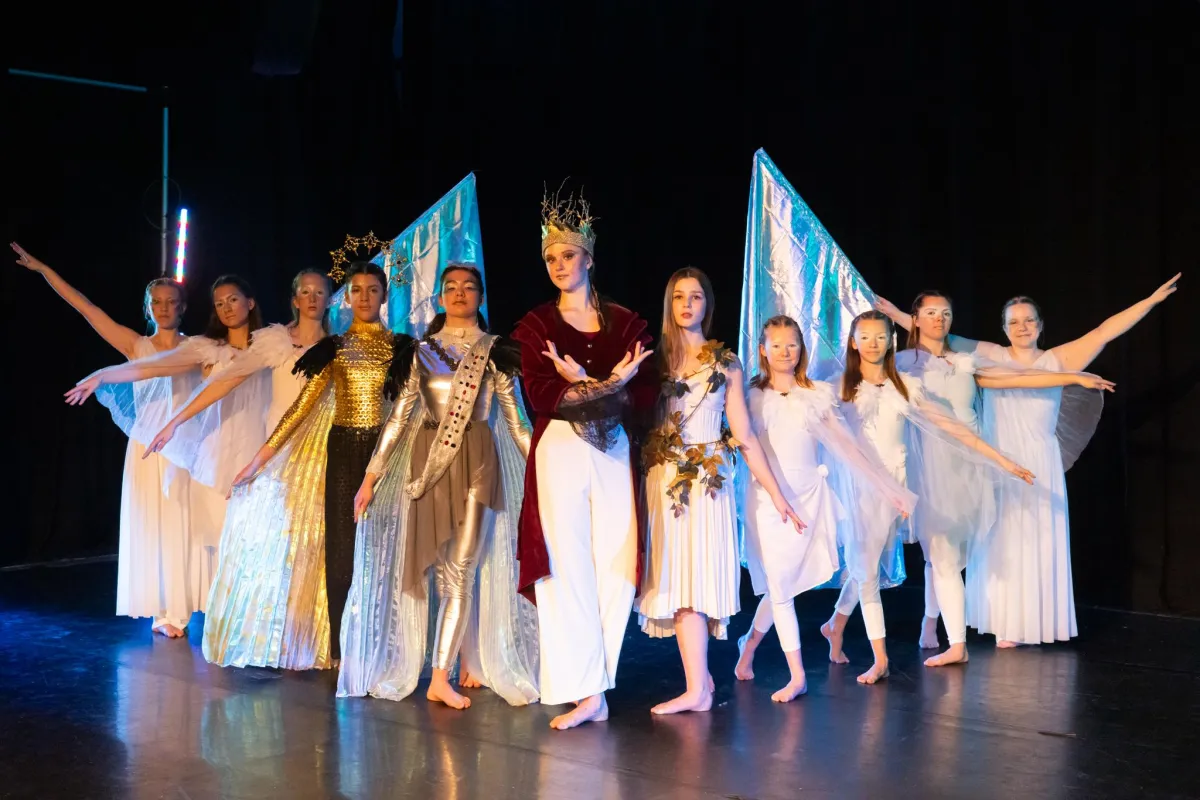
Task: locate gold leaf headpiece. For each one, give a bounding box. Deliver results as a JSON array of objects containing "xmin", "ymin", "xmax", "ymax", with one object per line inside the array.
[
  {"xmin": 540, "ymin": 183, "xmax": 597, "ymax": 256},
  {"xmin": 329, "ymin": 231, "xmax": 411, "ymax": 288}
]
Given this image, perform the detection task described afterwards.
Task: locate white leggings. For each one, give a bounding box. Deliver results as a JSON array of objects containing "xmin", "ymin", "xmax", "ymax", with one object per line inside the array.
[
  {"xmin": 923, "ymin": 536, "xmax": 967, "ymax": 645},
  {"xmin": 750, "ymin": 594, "xmax": 801, "ymax": 653},
  {"xmin": 835, "ymin": 573, "xmax": 886, "ymax": 641}
]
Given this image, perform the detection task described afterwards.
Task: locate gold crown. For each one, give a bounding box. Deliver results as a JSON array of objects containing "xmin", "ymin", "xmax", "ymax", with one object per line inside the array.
[
  {"xmin": 541, "ymin": 183, "xmax": 596, "ymax": 255},
  {"xmin": 329, "ymin": 231, "xmax": 411, "ymax": 288}
]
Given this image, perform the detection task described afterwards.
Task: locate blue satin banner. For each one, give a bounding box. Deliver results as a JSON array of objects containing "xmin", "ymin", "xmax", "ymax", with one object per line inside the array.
[
  {"xmin": 329, "ymin": 172, "xmax": 486, "ymax": 336},
  {"xmin": 737, "ymin": 149, "xmax": 877, "ymax": 381}
]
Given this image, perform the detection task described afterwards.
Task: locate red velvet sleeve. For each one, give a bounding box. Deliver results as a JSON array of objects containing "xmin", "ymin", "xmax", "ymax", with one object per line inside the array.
[{"xmin": 511, "ymin": 317, "xmax": 570, "ymax": 416}]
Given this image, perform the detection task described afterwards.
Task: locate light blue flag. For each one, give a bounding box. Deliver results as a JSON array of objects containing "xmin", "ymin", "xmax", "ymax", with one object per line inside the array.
[
  {"xmin": 329, "ymin": 172, "xmax": 486, "ymax": 337},
  {"xmin": 737, "ymin": 149, "xmax": 878, "ymax": 382},
  {"xmin": 736, "ymin": 149, "xmax": 905, "ymax": 591}
]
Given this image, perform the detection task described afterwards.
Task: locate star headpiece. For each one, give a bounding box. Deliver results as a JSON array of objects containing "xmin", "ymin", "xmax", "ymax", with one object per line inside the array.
[
  {"xmin": 540, "ymin": 182, "xmax": 597, "ymax": 256},
  {"xmin": 329, "ymin": 231, "xmax": 411, "ymax": 288}
]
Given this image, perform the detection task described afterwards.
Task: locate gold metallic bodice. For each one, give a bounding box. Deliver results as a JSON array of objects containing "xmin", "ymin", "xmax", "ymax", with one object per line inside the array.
[
  {"xmin": 365, "ymin": 327, "xmax": 531, "ymax": 476},
  {"xmin": 266, "ymin": 321, "xmax": 394, "ymax": 450}
]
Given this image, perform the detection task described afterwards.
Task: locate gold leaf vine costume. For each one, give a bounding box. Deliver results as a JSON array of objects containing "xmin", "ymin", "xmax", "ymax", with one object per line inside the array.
[{"xmin": 336, "ymin": 326, "xmax": 540, "ymax": 704}]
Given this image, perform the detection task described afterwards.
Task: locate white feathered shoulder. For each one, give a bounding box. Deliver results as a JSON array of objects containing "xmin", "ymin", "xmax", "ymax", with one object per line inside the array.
[{"xmin": 248, "ymin": 324, "xmax": 298, "ymax": 370}]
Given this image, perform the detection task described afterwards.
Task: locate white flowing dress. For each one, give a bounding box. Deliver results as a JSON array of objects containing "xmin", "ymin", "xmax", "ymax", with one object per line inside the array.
[
  {"xmin": 114, "ymin": 337, "xmax": 212, "ymax": 629},
  {"xmin": 966, "ymin": 346, "xmax": 1076, "ymax": 644},
  {"xmin": 637, "ymin": 366, "xmax": 740, "ymax": 640}
]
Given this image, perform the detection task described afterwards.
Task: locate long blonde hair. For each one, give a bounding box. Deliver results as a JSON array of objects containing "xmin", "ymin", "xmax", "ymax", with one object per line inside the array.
[
  {"xmin": 658, "ymin": 267, "xmax": 715, "ymax": 375},
  {"xmin": 749, "ymin": 315, "xmax": 813, "ymax": 390}
]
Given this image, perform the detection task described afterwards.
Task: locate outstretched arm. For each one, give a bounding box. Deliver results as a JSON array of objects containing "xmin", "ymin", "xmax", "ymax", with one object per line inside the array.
[
  {"xmin": 912, "ymin": 399, "xmax": 1034, "ymax": 484},
  {"xmin": 143, "ymin": 374, "xmax": 250, "ymax": 456},
  {"xmin": 724, "ymin": 364, "xmax": 805, "ymax": 532},
  {"xmin": 975, "ymin": 370, "xmax": 1115, "ymax": 392},
  {"xmin": 64, "ymin": 340, "xmax": 211, "ymax": 406},
  {"xmin": 13, "ymin": 243, "xmax": 142, "ymax": 358},
  {"xmin": 1051, "ymin": 273, "xmax": 1180, "ymax": 373}
]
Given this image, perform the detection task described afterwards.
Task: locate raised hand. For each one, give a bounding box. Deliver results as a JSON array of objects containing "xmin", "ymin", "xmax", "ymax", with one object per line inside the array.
[
  {"xmin": 64, "ymin": 376, "xmax": 101, "ymax": 406},
  {"xmin": 10, "ymin": 242, "xmax": 46, "ymax": 273},
  {"xmin": 873, "ymin": 296, "xmax": 907, "ymax": 326},
  {"xmin": 610, "ymin": 341, "xmax": 655, "ymax": 386},
  {"xmin": 1075, "ymin": 373, "xmax": 1116, "ymax": 392},
  {"xmin": 143, "ymin": 421, "xmax": 179, "ymax": 458},
  {"xmin": 542, "ymin": 340, "xmax": 588, "ymax": 383},
  {"xmin": 1150, "ymin": 273, "xmax": 1181, "ymax": 305}
]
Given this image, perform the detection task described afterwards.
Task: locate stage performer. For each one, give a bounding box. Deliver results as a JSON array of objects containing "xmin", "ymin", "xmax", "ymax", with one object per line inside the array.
[
  {"xmin": 64, "ymin": 272, "xmax": 269, "ymax": 631},
  {"xmin": 878, "ymin": 291, "xmax": 1113, "ymax": 666},
  {"xmin": 636, "ymin": 269, "xmax": 803, "ymax": 715},
  {"xmin": 12, "ymin": 242, "xmax": 201, "ymax": 638},
  {"xmin": 511, "ymin": 190, "xmax": 657, "ymax": 730},
  {"xmin": 233, "ymin": 260, "xmax": 404, "ymax": 665},
  {"xmin": 877, "ymin": 274, "xmax": 1178, "ymax": 647},
  {"xmin": 338, "ymin": 263, "xmax": 539, "ymax": 708},
  {"xmin": 822, "ymin": 311, "xmax": 1034, "ymax": 684},
  {"xmin": 143, "ymin": 269, "xmax": 333, "ymax": 669},
  {"xmin": 733, "ymin": 315, "xmax": 914, "ymax": 702}
]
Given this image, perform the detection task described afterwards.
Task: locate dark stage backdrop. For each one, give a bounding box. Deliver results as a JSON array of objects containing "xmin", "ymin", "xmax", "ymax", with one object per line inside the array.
[{"xmin": 4, "ymin": 1, "xmax": 1198, "ymax": 614}]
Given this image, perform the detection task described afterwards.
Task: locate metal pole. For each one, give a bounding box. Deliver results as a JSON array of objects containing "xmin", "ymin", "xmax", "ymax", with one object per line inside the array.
[{"xmin": 161, "ymin": 105, "xmax": 169, "ymax": 276}]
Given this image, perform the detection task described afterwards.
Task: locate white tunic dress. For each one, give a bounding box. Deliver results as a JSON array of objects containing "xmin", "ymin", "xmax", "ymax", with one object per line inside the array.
[
  {"xmin": 966, "ymin": 346, "xmax": 1076, "ymax": 644},
  {"xmin": 743, "ymin": 382, "xmax": 842, "ymax": 602},
  {"xmin": 637, "ymin": 366, "xmax": 740, "ymax": 639}
]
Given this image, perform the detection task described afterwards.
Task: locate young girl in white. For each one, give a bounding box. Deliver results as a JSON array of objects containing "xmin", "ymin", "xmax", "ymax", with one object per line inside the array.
[
  {"xmin": 823, "ymin": 311, "xmax": 1034, "ymax": 685},
  {"xmin": 733, "ymin": 315, "xmax": 914, "ymax": 702},
  {"xmin": 637, "ymin": 268, "xmax": 802, "ymax": 715}
]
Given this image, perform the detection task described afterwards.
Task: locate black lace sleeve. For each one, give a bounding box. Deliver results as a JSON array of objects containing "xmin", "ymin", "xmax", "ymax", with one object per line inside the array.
[
  {"xmin": 293, "ymin": 335, "xmax": 340, "ymax": 379},
  {"xmin": 384, "ymin": 333, "xmax": 418, "ymax": 401}
]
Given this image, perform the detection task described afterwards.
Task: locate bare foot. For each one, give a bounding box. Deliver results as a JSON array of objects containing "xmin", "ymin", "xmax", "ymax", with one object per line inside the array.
[
  {"xmin": 459, "ymin": 669, "xmax": 483, "ymax": 689},
  {"xmin": 427, "ymin": 678, "xmax": 471, "ymax": 709},
  {"xmin": 996, "ymin": 640, "xmax": 1020, "ymax": 649},
  {"xmin": 651, "ymin": 688, "xmax": 713, "ymax": 716},
  {"xmin": 550, "ymin": 694, "xmax": 608, "ymax": 730},
  {"xmin": 919, "ymin": 616, "xmax": 940, "ymax": 649},
  {"xmin": 153, "ymin": 623, "xmax": 185, "ymax": 639},
  {"xmin": 734, "ymin": 631, "xmax": 757, "ymax": 681},
  {"xmin": 821, "ymin": 620, "xmax": 850, "ymax": 664},
  {"xmin": 857, "ymin": 660, "xmax": 889, "ymax": 685},
  {"xmin": 771, "ymin": 678, "xmax": 808, "ymax": 703},
  {"xmin": 708, "ymin": 672, "xmax": 715, "ymax": 693},
  {"xmin": 924, "ymin": 643, "xmax": 969, "ymax": 667}
]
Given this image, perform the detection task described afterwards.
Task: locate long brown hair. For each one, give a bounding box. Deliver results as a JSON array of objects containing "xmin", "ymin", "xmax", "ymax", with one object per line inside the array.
[
  {"xmin": 841, "ymin": 310, "xmax": 909, "ymax": 402},
  {"xmin": 658, "ymin": 267, "xmax": 715, "ymax": 375},
  {"xmin": 203, "ymin": 274, "xmax": 265, "ymax": 342},
  {"xmin": 906, "ymin": 289, "xmax": 953, "ymax": 350},
  {"xmin": 749, "ymin": 315, "xmax": 814, "ymax": 391}
]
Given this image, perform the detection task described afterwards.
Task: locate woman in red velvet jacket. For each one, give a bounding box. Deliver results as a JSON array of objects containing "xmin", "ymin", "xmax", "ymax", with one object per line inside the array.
[{"xmin": 511, "ymin": 192, "xmax": 657, "ymax": 730}]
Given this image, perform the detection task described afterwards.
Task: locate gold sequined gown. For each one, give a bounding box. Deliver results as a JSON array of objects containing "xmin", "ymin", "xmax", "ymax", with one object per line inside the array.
[{"xmin": 263, "ymin": 320, "xmax": 398, "ymax": 660}]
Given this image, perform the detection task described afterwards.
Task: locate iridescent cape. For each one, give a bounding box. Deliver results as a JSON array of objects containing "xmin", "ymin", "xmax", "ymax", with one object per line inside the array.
[{"xmin": 336, "ymin": 342, "xmax": 540, "ymax": 705}]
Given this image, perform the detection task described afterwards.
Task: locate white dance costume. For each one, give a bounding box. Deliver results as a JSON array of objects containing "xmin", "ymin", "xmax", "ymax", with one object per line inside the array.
[
  {"xmin": 833, "ymin": 375, "xmax": 920, "ymax": 640},
  {"xmin": 743, "ymin": 380, "xmax": 913, "ymax": 651},
  {"xmin": 967, "ymin": 345, "xmax": 1076, "ymax": 644},
  {"xmin": 113, "ymin": 337, "xmax": 211, "ymax": 631},
  {"xmin": 895, "ymin": 349, "xmax": 995, "ymax": 646},
  {"xmin": 638, "ymin": 362, "xmax": 739, "ymax": 640}
]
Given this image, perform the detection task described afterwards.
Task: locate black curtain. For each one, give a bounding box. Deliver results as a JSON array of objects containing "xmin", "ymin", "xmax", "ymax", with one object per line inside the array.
[{"xmin": 5, "ymin": 0, "xmax": 1198, "ymax": 614}]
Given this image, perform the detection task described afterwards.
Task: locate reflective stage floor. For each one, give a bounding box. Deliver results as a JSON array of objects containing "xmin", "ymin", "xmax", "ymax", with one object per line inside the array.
[{"xmin": 1, "ymin": 561, "xmax": 1197, "ymax": 799}]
